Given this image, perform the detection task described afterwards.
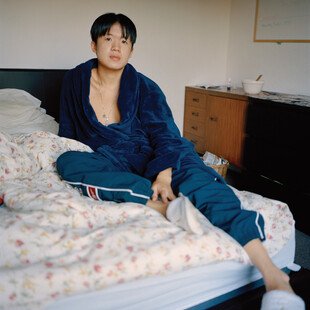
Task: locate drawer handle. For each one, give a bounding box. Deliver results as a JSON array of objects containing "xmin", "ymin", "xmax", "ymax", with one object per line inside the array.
[
  {"xmin": 192, "ymin": 98, "xmax": 200, "ymax": 103},
  {"xmin": 190, "ymin": 139, "xmax": 197, "ymax": 144},
  {"xmin": 209, "ymin": 116, "xmax": 218, "ymax": 122},
  {"xmin": 191, "ymin": 126, "xmax": 198, "ymax": 131},
  {"xmin": 191, "ymin": 112, "xmax": 199, "ymax": 117}
]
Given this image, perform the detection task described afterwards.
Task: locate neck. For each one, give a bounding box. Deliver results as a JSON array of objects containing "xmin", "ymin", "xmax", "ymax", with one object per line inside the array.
[{"xmin": 95, "ymin": 65, "xmax": 124, "ymax": 89}]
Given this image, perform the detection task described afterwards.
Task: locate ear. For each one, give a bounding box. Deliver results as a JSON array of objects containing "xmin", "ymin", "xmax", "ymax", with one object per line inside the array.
[{"xmin": 91, "ymin": 41, "xmax": 97, "ymax": 53}]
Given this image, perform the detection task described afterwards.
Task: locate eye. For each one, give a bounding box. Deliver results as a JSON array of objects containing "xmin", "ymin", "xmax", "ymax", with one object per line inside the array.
[
  {"xmin": 104, "ymin": 36, "xmax": 112, "ymax": 42},
  {"xmin": 121, "ymin": 39, "xmax": 128, "ymax": 44}
]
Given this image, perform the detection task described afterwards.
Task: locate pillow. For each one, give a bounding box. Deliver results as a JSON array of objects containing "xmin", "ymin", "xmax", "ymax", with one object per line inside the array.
[
  {"xmin": 0, "ymin": 88, "xmax": 41, "ymax": 107},
  {"xmin": 0, "ymin": 88, "xmax": 59, "ymax": 135}
]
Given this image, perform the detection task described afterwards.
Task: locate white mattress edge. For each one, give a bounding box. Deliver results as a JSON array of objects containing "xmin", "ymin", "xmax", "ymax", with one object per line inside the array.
[{"xmin": 46, "ymin": 228, "xmax": 296, "ymax": 310}]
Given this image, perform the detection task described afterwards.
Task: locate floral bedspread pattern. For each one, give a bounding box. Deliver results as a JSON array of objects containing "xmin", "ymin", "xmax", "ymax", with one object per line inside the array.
[{"xmin": 0, "ymin": 131, "xmax": 294, "ymax": 309}]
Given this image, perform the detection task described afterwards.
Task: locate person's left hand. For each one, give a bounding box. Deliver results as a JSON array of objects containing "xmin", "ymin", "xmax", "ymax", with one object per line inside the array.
[{"xmin": 151, "ymin": 168, "xmax": 176, "ymax": 204}]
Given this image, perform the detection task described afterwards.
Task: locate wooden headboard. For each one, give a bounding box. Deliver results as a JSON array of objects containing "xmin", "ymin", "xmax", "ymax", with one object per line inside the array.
[{"xmin": 0, "ymin": 68, "xmax": 68, "ymax": 122}]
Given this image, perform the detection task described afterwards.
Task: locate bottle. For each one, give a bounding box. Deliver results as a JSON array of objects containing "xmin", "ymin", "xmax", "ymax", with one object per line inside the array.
[{"xmin": 227, "ymin": 78, "xmax": 231, "ymax": 91}]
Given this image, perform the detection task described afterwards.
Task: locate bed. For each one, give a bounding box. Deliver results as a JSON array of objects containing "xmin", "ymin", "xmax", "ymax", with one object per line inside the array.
[{"xmin": 0, "ymin": 68, "xmax": 299, "ymax": 310}]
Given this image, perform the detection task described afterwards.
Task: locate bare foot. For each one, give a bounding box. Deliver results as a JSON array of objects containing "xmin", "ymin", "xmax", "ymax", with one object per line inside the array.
[{"xmin": 146, "ymin": 199, "xmax": 168, "ymax": 216}]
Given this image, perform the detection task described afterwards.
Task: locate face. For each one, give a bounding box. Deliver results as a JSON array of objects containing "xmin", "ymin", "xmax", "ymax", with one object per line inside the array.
[{"xmin": 91, "ymin": 22, "xmax": 133, "ymax": 71}]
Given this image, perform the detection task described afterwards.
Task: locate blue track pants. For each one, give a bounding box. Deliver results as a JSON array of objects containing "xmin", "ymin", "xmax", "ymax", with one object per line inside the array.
[{"xmin": 56, "ymin": 151, "xmax": 265, "ymax": 246}]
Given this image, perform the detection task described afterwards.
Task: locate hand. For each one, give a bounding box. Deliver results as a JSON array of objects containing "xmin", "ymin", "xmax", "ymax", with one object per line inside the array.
[{"xmin": 151, "ymin": 168, "xmax": 176, "ymax": 204}]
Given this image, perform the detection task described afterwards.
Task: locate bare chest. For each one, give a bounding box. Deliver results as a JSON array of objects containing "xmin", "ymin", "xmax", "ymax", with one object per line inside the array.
[{"xmin": 89, "ymin": 81, "xmax": 121, "ymax": 126}]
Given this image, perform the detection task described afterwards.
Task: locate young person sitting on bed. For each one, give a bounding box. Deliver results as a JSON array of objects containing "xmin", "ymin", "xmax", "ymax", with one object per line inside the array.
[{"xmin": 56, "ymin": 13, "xmax": 304, "ymax": 309}]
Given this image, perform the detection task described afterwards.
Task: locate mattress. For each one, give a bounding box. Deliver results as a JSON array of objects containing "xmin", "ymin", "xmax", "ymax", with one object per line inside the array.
[{"xmin": 45, "ymin": 229, "xmax": 297, "ymax": 310}]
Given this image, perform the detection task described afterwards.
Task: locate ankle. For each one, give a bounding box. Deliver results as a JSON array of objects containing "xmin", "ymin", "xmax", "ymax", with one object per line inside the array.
[{"xmin": 264, "ymin": 269, "xmax": 294, "ymax": 293}]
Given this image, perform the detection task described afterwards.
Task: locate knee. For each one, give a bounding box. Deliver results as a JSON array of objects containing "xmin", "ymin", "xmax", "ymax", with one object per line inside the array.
[
  {"xmin": 56, "ymin": 151, "xmax": 81, "ymax": 177},
  {"xmin": 57, "ymin": 150, "xmax": 76, "ymax": 166},
  {"xmin": 57, "ymin": 150, "xmax": 74, "ymax": 161}
]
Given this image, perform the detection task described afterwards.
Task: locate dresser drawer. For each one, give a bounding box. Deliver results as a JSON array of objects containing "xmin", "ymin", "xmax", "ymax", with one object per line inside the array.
[
  {"xmin": 184, "ymin": 119, "xmax": 205, "ymax": 137},
  {"xmin": 183, "ymin": 132, "xmax": 205, "ymax": 154},
  {"xmin": 186, "ymin": 106, "xmax": 206, "ymax": 122},
  {"xmin": 247, "ymin": 98, "xmax": 310, "ymax": 147},
  {"xmin": 185, "ymin": 91, "xmax": 207, "ymax": 109},
  {"xmin": 243, "ymin": 137, "xmax": 309, "ymax": 191}
]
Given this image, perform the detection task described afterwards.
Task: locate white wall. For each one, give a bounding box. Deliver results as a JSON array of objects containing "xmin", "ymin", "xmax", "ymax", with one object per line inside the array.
[
  {"xmin": 227, "ymin": 0, "xmax": 310, "ymax": 96},
  {"xmin": 1, "ymin": 0, "xmax": 309, "ymax": 131},
  {"xmin": 0, "ymin": 0, "xmax": 231, "ymax": 130}
]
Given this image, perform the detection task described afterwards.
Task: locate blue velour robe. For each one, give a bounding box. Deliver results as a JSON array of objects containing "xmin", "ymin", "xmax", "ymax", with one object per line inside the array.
[{"xmin": 58, "ymin": 58, "xmax": 199, "ymax": 179}]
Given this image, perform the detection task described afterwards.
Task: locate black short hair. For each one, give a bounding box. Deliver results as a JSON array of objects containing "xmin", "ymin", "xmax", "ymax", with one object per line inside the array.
[{"xmin": 90, "ymin": 13, "xmax": 137, "ymax": 46}]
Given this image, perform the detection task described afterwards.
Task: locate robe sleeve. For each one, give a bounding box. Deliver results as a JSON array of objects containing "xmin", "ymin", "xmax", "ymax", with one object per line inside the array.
[
  {"xmin": 58, "ymin": 71, "xmax": 77, "ymax": 139},
  {"xmin": 139, "ymin": 79, "xmax": 195, "ymax": 179}
]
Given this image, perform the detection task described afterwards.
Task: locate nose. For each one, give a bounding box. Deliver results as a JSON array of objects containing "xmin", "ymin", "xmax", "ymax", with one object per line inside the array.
[{"xmin": 111, "ymin": 41, "xmax": 120, "ymax": 52}]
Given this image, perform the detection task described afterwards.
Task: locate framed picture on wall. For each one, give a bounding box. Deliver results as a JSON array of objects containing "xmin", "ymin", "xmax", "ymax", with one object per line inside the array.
[{"xmin": 254, "ymin": 0, "xmax": 310, "ymax": 43}]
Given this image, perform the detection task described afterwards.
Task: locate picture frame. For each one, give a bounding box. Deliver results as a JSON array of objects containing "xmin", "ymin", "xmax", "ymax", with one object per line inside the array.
[{"xmin": 253, "ymin": 0, "xmax": 310, "ymax": 43}]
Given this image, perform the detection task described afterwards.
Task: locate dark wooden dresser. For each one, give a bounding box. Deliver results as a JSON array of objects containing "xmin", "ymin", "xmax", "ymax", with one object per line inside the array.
[{"xmin": 243, "ymin": 92, "xmax": 310, "ymax": 234}]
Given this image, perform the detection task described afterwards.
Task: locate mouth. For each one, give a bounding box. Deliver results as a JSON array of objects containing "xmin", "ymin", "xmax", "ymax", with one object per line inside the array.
[{"xmin": 110, "ymin": 55, "xmax": 121, "ymax": 61}]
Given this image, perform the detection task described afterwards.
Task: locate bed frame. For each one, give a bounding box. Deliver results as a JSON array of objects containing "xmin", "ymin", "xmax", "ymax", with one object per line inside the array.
[{"xmin": 0, "ymin": 68, "xmax": 67, "ymax": 122}]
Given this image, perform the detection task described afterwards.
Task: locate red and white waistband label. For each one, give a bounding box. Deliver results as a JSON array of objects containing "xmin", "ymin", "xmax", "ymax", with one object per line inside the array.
[{"xmin": 87, "ymin": 186, "xmax": 99, "ymax": 200}]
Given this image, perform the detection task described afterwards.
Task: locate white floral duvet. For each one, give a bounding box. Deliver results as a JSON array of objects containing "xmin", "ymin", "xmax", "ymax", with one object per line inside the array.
[{"xmin": 0, "ymin": 131, "xmax": 294, "ymax": 309}]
